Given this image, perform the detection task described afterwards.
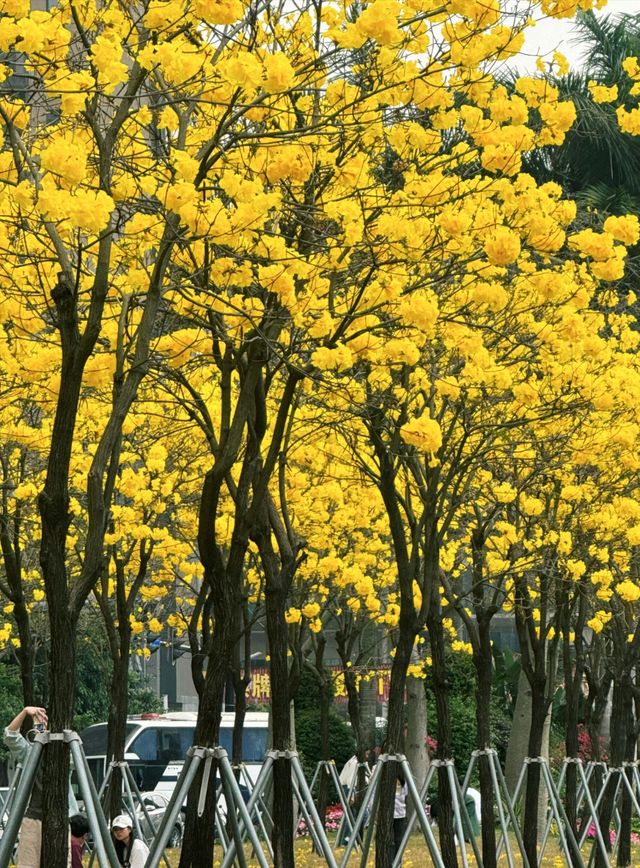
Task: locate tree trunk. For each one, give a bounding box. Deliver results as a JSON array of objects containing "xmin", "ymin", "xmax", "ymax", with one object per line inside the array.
[
  {"xmin": 179, "ymin": 423, "xmax": 253, "ymax": 868},
  {"xmin": 231, "ymin": 609, "xmax": 251, "ymax": 768},
  {"xmin": 106, "ymin": 647, "xmax": 131, "ymax": 821},
  {"xmin": 39, "ymin": 343, "xmax": 84, "ymax": 868},
  {"xmin": 617, "ymin": 674, "xmax": 638, "ymax": 868},
  {"xmin": 562, "ymin": 621, "xmax": 584, "ymax": 865},
  {"xmin": 13, "ymin": 602, "xmax": 35, "ymax": 707},
  {"xmin": 226, "ymin": 652, "xmax": 248, "ymax": 844},
  {"xmin": 265, "ymin": 576, "xmax": 294, "ymax": 868},
  {"xmin": 521, "ymin": 677, "xmax": 549, "ymax": 868},
  {"xmin": 375, "ymin": 626, "xmax": 416, "ymax": 868},
  {"xmin": 474, "ymin": 615, "xmax": 496, "ymax": 868},
  {"xmin": 338, "ymin": 641, "xmax": 369, "ymax": 813},
  {"xmin": 595, "ymin": 678, "xmax": 629, "ymax": 868},
  {"xmin": 41, "ymin": 595, "xmax": 76, "ymax": 868},
  {"xmin": 232, "ymin": 674, "xmax": 247, "ymax": 766},
  {"xmin": 505, "ymin": 668, "xmax": 532, "ymax": 796},
  {"xmin": 427, "ymin": 605, "xmax": 458, "ymax": 868},
  {"xmin": 314, "ymin": 639, "xmax": 331, "ymax": 846},
  {"xmin": 178, "ymin": 619, "xmax": 234, "ymax": 868},
  {"xmin": 340, "ymin": 650, "xmax": 366, "ymax": 759},
  {"xmin": 405, "ymin": 673, "xmax": 429, "ymax": 817}
]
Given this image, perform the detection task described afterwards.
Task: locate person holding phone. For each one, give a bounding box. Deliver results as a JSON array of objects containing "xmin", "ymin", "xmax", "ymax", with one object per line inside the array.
[{"xmin": 3, "ymin": 706, "xmax": 78, "ymax": 868}]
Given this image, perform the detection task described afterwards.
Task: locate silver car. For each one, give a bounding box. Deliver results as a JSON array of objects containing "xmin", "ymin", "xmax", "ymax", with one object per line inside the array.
[{"xmin": 131, "ymin": 792, "xmax": 184, "ymax": 848}]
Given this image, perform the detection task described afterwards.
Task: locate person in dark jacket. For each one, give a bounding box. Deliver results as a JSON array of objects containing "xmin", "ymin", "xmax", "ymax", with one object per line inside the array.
[{"xmin": 70, "ymin": 814, "xmax": 89, "ymax": 868}]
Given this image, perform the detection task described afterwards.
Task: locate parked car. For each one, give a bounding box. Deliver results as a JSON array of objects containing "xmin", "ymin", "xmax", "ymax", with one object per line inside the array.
[{"xmin": 137, "ymin": 791, "xmax": 184, "ymax": 848}]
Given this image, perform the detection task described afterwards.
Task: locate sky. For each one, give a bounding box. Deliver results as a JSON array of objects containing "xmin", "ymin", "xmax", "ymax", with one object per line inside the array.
[{"xmin": 517, "ymin": 0, "xmax": 638, "ymax": 72}]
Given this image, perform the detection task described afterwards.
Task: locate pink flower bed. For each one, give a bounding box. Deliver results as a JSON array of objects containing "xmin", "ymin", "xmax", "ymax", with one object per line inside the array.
[{"xmin": 297, "ymin": 804, "xmax": 344, "ymax": 837}]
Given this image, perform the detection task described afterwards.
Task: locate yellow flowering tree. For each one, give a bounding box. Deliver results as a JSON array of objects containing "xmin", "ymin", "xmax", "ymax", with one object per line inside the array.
[
  {"xmin": 85, "ymin": 399, "xmax": 203, "ymax": 819},
  {"xmin": 1, "ymin": 1, "xmax": 633, "ymax": 867},
  {"xmin": 305, "ymin": 72, "xmax": 640, "ymax": 868},
  {"xmin": 121, "ymin": 0, "xmax": 552, "ymax": 861},
  {"xmin": 278, "ymin": 430, "xmax": 394, "ymax": 818},
  {"xmin": 0, "ymin": 2, "xmax": 220, "ymax": 862}
]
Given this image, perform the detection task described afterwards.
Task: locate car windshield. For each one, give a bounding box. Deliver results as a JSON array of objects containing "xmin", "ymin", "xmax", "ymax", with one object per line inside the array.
[{"xmin": 80, "ymin": 723, "xmax": 139, "ymax": 755}]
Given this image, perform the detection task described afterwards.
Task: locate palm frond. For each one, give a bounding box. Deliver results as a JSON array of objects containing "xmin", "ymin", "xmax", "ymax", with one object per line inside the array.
[
  {"xmin": 577, "ymin": 183, "xmax": 640, "ymax": 217},
  {"xmin": 572, "ymin": 10, "xmax": 640, "ymax": 83}
]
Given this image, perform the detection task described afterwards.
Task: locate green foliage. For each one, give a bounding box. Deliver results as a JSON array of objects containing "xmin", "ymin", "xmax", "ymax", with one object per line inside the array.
[
  {"xmin": 128, "ymin": 671, "xmax": 163, "ymax": 717},
  {"xmin": 492, "ymin": 646, "xmax": 521, "ymax": 719},
  {"xmin": 73, "ymin": 631, "xmax": 111, "ymax": 731},
  {"xmin": 293, "ymin": 666, "xmax": 334, "ymax": 715},
  {"xmin": 73, "ymin": 619, "xmax": 161, "ymax": 731},
  {"xmin": 424, "ymin": 648, "xmax": 476, "ymax": 702},
  {"xmin": 423, "ymin": 649, "xmax": 514, "ymax": 777},
  {"xmin": 0, "ymin": 662, "xmax": 26, "ymax": 763},
  {"xmin": 489, "ymin": 696, "xmax": 513, "ymax": 766},
  {"xmin": 425, "ymin": 693, "xmax": 511, "ymax": 780},
  {"xmin": 295, "ymin": 709, "xmax": 355, "ymax": 783}
]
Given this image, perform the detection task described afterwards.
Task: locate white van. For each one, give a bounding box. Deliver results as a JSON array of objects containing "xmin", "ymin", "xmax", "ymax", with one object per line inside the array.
[{"xmin": 79, "ymin": 711, "xmax": 269, "ymax": 795}]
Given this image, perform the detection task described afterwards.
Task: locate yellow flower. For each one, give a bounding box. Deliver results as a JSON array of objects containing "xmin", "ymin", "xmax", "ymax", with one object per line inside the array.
[
  {"xmin": 484, "ymin": 226, "xmax": 521, "ymax": 265},
  {"xmin": 569, "ymin": 228, "xmax": 616, "ymax": 261},
  {"xmin": 263, "ymin": 54, "xmax": 295, "ymax": 93},
  {"xmin": 616, "ymin": 580, "xmax": 640, "ymax": 603},
  {"xmin": 355, "ymin": 0, "xmax": 402, "ymax": 45},
  {"xmin": 603, "ymin": 214, "xmax": 639, "ymax": 246},
  {"xmin": 493, "ymin": 482, "xmax": 516, "ymax": 504},
  {"xmin": 194, "ymin": 0, "xmax": 243, "ymax": 24},
  {"xmin": 148, "ymin": 617, "xmax": 163, "ymax": 634},
  {"xmin": 129, "ymin": 617, "xmax": 145, "ymax": 635},
  {"xmin": 301, "ymin": 602, "xmax": 321, "ymax": 619},
  {"xmin": 588, "ymin": 82, "xmax": 618, "ymax": 104},
  {"xmin": 617, "ymin": 105, "xmax": 640, "ymax": 135},
  {"xmin": 401, "ymin": 416, "xmax": 442, "ymax": 454}
]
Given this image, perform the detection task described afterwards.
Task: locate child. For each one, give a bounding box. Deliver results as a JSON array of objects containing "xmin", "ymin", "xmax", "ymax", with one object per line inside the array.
[{"xmin": 70, "ymin": 814, "xmax": 89, "ymax": 868}]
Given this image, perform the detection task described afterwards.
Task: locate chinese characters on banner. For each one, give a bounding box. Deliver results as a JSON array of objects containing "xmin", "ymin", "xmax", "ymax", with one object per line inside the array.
[{"xmin": 247, "ymin": 666, "xmax": 391, "ymax": 704}]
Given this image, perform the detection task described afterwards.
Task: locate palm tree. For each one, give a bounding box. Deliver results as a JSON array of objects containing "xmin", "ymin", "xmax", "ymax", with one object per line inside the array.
[{"xmin": 519, "ymin": 11, "xmax": 640, "ymax": 216}]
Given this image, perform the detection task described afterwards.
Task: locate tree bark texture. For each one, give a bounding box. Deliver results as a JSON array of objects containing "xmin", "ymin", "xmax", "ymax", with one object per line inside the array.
[
  {"xmin": 405, "ymin": 674, "xmax": 429, "ymax": 823},
  {"xmin": 474, "ymin": 615, "xmax": 497, "ymax": 868},
  {"xmin": 375, "ymin": 627, "xmax": 416, "ymax": 868},
  {"xmin": 521, "ymin": 677, "xmax": 549, "ymax": 867},
  {"xmin": 105, "ymin": 647, "xmax": 131, "ymax": 822},
  {"xmin": 595, "ymin": 679, "xmax": 633, "ymax": 868},
  {"xmin": 265, "ymin": 576, "xmax": 294, "ymax": 868},
  {"xmin": 427, "ymin": 604, "xmax": 459, "ymax": 868}
]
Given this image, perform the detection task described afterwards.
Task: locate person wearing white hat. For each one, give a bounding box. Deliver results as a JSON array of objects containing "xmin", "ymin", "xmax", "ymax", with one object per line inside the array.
[{"xmin": 111, "ymin": 813, "xmax": 150, "ymax": 868}]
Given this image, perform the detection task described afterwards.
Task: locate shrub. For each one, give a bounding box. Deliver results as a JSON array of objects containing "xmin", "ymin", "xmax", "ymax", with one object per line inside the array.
[
  {"xmin": 294, "ymin": 667, "xmax": 333, "ymax": 715},
  {"xmin": 295, "ymin": 708, "xmax": 355, "ymax": 784},
  {"xmin": 426, "ymin": 693, "xmax": 511, "ymax": 781}
]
